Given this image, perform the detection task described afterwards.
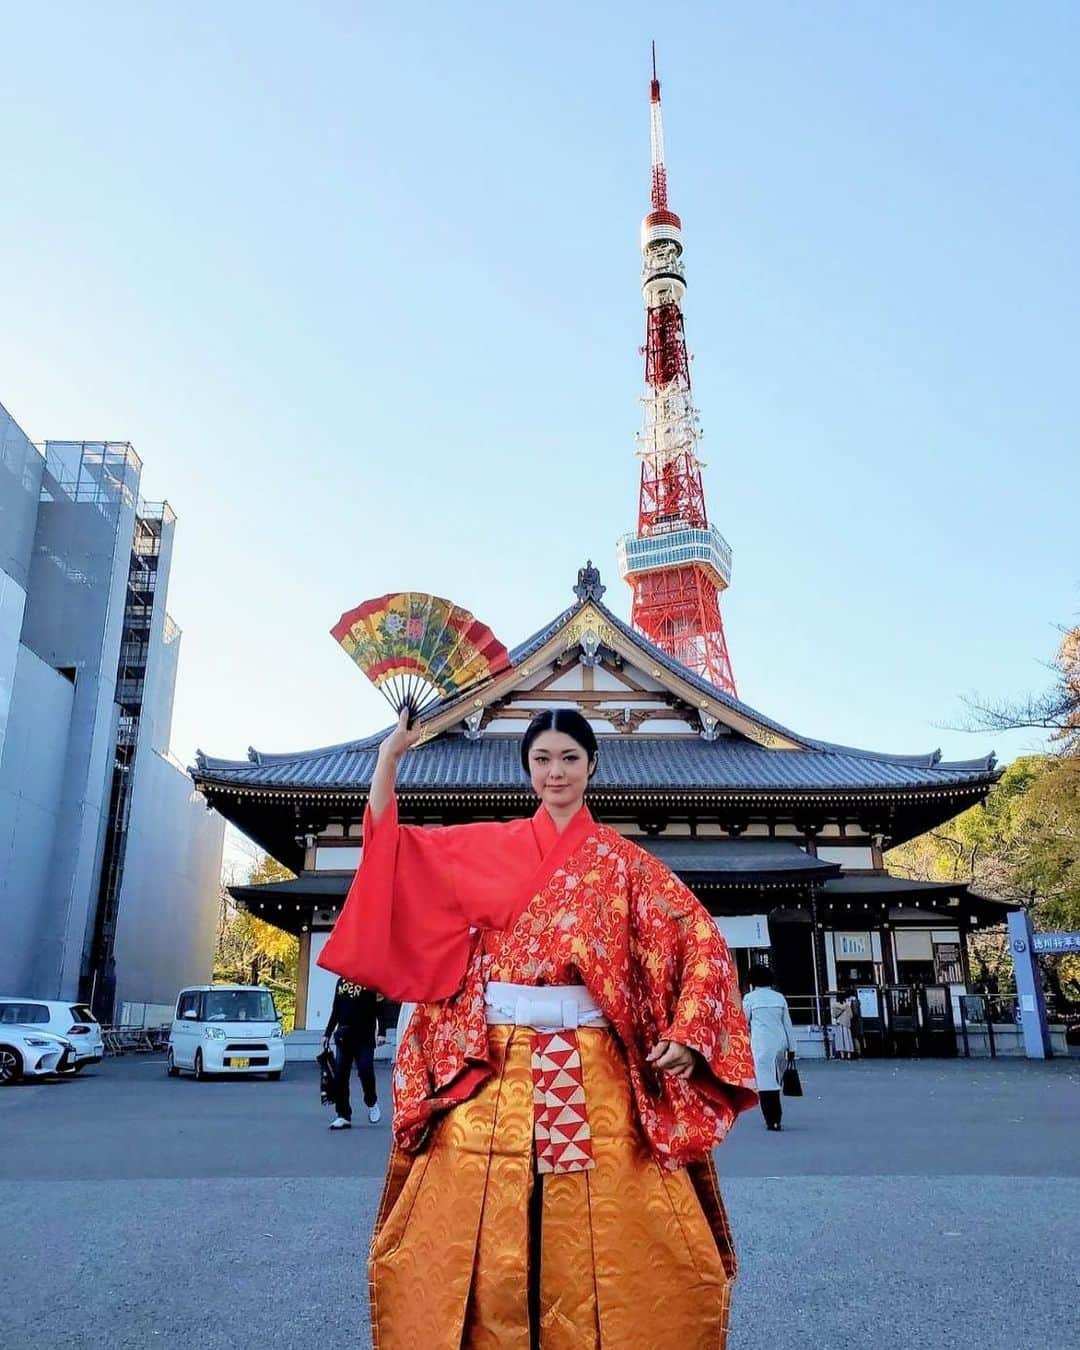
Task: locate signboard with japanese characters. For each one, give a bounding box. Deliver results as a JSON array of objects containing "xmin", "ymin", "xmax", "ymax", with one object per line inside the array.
[{"xmin": 1032, "ymin": 931, "xmax": 1080, "ymax": 954}]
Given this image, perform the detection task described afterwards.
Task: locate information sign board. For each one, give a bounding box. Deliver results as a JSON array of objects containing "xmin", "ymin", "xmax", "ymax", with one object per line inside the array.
[{"xmin": 1032, "ymin": 931, "xmax": 1080, "ymax": 954}]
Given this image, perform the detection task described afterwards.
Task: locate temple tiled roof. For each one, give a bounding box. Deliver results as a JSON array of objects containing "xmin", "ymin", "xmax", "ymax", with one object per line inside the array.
[
  {"xmin": 637, "ymin": 838, "xmax": 840, "ymax": 879},
  {"xmin": 192, "ymin": 587, "xmax": 997, "ymax": 799},
  {"xmin": 226, "ymin": 840, "xmax": 840, "ymax": 901},
  {"xmin": 194, "ymin": 732, "xmax": 996, "ymax": 796}
]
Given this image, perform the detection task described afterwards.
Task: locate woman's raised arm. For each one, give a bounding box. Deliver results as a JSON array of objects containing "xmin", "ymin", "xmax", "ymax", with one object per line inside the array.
[{"xmin": 369, "ymin": 708, "xmax": 424, "ymax": 821}]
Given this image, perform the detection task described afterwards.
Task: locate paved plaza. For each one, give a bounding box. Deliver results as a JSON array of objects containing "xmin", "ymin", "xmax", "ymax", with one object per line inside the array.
[{"xmin": 1, "ymin": 1054, "xmax": 1077, "ymax": 1349}]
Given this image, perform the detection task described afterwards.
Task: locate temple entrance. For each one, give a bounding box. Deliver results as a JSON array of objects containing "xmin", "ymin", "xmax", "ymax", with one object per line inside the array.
[{"xmin": 767, "ymin": 913, "xmax": 815, "ymax": 1018}]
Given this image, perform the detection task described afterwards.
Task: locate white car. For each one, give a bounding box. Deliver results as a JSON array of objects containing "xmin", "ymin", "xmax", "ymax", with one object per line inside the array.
[
  {"xmin": 0, "ymin": 1025, "xmax": 75, "ymax": 1085},
  {"xmin": 167, "ymin": 984, "xmax": 285, "ymax": 1081},
  {"xmin": 0, "ymin": 997, "xmax": 104, "ymax": 1069}
]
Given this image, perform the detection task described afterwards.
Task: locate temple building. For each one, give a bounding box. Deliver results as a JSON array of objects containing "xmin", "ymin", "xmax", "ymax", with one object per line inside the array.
[{"xmin": 191, "ymin": 564, "xmax": 1009, "ymax": 1056}]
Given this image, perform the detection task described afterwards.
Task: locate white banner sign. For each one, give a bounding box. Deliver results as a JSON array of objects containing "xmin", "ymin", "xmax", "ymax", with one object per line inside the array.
[{"xmin": 714, "ymin": 915, "xmax": 770, "ymax": 949}]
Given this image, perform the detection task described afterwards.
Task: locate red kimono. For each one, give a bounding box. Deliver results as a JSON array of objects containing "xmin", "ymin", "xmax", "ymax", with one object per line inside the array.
[{"xmin": 319, "ymin": 801, "xmax": 757, "ymax": 1349}]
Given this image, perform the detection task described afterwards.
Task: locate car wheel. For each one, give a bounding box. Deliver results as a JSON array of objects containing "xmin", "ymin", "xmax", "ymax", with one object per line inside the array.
[
  {"xmin": 0, "ymin": 1045, "xmax": 23, "ymax": 1086},
  {"xmin": 166, "ymin": 1050, "xmax": 180, "ymax": 1078},
  {"xmin": 193, "ymin": 1049, "xmax": 207, "ymax": 1082},
  {"xmin": 267, "ymin": 1070, "xmax": 282, "ymax": 1081}
]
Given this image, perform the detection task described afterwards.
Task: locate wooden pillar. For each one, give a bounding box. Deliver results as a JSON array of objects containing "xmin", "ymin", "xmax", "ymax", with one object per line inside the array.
[
  {"xmin": 295, "ymin": 927, "xmax": 311, "ymax": 1030},
  {"xmin": 958, "ymin": 917, "xmax": 974, "ymax": 989},
  {"xmin": 879, "ymin": 921, "xmax": 898, "ymax": 985},
  {"xmin": 809, "ymin": 888, "xmax": 831, "ymax": 1055}
]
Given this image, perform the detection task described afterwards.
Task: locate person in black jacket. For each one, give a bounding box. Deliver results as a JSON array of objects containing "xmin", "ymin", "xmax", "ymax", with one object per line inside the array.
[{"xmin": 323, "ymin": 977, "xmax": 386, "ymax": 1129}]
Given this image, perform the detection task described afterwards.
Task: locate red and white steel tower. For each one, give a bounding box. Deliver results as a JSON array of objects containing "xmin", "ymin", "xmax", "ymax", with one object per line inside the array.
[{"xmin": 616, "ymin": 48, "xmax": 737, "ymax": 696}]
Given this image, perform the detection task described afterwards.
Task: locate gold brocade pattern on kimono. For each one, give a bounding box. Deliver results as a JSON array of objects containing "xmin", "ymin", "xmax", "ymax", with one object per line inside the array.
[
  {"xmin": 371, "ymin": 1025, "xmax": 735, "ymax": 1350},
  {"xmin": 341, "ymin": 810, "xmax": 756, "ymax": 1349}
]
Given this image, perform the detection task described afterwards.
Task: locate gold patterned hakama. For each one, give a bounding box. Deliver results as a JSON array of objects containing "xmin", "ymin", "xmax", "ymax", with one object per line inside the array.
[{"xmin": 370, "ymin": 1025, "xmax": 736, "ymax": 1349}]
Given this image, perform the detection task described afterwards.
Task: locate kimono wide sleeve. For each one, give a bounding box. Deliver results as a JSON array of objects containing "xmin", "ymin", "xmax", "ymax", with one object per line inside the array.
[
  {"xmin": 317, "ymin": 798, "xmax": 541, "ymax": 1002},
  {"xmin": 661, "ymin": 906, "xmax": 759, "ymax": 1110},
  {"xmin": 623, "ymin": 847, "xmax": 758, "ymax": 1163}
]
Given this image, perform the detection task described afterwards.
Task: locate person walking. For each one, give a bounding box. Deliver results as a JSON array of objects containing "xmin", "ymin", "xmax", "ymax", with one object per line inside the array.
[
  {"xmin": 318, "ymin": 707, "xmax": 757, "ymax": 1347},
  {"xmin": 742, "ymin": 964, "xmax": 797, "ymax": 1131},
  {"xmin": 324, "ymin": 976, "xmax": 386, "ymax": 1129},
  {"xmin": 830, "ymin": 990, "xmax": 856, "ymax": 1060}
]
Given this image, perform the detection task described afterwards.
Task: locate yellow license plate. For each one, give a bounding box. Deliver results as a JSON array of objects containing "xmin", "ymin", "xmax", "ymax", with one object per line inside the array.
[{"xmin": 230, "ymin": 1058, "xmax": 250, "ymax": 1069}]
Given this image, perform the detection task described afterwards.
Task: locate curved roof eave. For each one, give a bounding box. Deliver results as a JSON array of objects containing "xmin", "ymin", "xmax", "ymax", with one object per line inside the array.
[{"xmin": 191, "ymin": 596, "xmax": 998, "ymax": 784}]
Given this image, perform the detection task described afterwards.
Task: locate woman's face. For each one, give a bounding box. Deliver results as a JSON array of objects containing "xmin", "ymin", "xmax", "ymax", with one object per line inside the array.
[{"xmin": 526, "ymin": 729, "xmax": 595, "ymax": 813}]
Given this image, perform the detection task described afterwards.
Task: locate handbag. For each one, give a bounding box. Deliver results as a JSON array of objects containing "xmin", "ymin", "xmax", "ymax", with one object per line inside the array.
[
  {"xmin": 317, "ymin": 1047, "xmax": 336, "ymax": 1104},
  {"xmin": 781, "ymin": 1058, "xmax": 803, "ymax": 1097}
]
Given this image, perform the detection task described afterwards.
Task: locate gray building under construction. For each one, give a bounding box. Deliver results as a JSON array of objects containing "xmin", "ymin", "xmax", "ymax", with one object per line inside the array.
[{"xmin": 0, "ymin": 400, "xmax": 223, "ymax": 1022}]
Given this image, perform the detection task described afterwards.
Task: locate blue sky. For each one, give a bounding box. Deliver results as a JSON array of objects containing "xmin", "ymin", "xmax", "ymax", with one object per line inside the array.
[{"xmin": 2, "ymin": 2, "xmax": 1077, "ymax": 792}]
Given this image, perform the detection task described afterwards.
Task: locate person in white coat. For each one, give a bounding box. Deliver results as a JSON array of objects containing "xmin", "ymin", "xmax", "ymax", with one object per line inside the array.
[
  {"xmin": 742, "ymin": 964, "xmax": 797, "ymax": 1131},
  {"xmin": 830, "ymin": 990, "xmax": 856, "ymax": 1059}
]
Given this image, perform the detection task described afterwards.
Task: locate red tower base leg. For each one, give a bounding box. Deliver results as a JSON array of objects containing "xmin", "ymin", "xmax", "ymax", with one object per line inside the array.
[{"xmin": 630, "ymin": 564, "xmax": 736, "ymax": 696}]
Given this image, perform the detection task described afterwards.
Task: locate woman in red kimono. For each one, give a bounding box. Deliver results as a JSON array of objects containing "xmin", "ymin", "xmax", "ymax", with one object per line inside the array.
[{"xmin": 319, "ymin": 707, "xmax": 757, "ymax": 1349}]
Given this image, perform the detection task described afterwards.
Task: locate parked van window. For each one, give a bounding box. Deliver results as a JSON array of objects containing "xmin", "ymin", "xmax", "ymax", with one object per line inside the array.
[{"xmin": 203, "ymin": 989, "xmax": 276, "ymax": 1022}]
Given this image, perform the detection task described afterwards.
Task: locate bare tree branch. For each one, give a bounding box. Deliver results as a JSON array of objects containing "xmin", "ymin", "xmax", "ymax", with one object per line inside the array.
[
  {"xmin": 939, "ymin": 618, "xmax": 1080, "ymax": 748},
  {"xmin": 950, "ymin": 689, "xmax": 1075, "ymax": 735}
]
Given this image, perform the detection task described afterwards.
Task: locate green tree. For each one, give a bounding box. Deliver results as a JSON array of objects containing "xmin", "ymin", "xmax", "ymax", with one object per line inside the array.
[
  {"xmin": 1014, "ymin": 755, "xmax": 1080, "ymax": 933},
  {"xmin": 888, "ymin": 759, "xmax": 1035, "ymax": 993},
  {"xmin": 214, "ymin": 853, "xmax": 300, "ymax": 1031},
  {"xmin": 893, "ymin": 620, "xmax": 1080, "ymax": 1002}
]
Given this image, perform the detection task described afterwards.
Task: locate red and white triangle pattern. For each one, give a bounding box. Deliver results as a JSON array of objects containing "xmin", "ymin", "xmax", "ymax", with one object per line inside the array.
[{"xmin": 530, "ymin": 1030, "xmax": 595, "ymax": 1175}]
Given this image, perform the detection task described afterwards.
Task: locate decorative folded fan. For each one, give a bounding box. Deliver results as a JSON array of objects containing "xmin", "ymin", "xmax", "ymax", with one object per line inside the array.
[{"xmin": 331, "ymin": 592, "xmax": 512, "ymax": 722}]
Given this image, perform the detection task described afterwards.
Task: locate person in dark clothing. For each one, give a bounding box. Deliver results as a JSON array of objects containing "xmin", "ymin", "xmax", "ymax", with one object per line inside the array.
[{"xmin": 323, "ymin": 977, "xmax": 386, "ymax": 1129}]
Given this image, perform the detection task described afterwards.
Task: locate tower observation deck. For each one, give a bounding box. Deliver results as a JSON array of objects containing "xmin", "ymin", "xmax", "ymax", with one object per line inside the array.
[{"xmin": 617, "ymin": 48, "xmax": 737, "ymax": 696}]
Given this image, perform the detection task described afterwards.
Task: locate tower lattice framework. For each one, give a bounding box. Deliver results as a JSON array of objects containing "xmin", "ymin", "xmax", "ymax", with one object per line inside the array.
[{"xmin": 616, "ymin": 49, "xmax": 736, "ymax": 696}]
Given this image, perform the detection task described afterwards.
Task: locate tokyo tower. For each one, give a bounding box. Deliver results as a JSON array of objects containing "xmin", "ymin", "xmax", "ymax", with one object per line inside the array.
[{"xmin": 616, "ymin": 47, "xmax": 737, "ymax": 696}]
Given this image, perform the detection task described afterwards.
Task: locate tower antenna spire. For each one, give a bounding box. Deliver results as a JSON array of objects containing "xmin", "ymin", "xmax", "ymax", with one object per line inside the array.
[
  {"xmin": 616, "ymin": 52, "xmax": 737, "ymax": 696},
  {"xmin": 648, "ymin": 43, "xmax": 667, "ymax": 210}
]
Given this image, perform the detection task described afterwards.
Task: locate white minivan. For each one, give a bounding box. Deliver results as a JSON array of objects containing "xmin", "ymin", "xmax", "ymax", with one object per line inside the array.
[{"xmin": 167, "ymin": 984, "xmax": 285, "ymax": 1081}]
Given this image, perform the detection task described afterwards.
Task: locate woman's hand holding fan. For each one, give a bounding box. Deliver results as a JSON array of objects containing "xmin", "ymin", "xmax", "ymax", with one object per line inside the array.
[{"xmin": 378, "ymin": 707, "xmax": 425, "ymax": 764}]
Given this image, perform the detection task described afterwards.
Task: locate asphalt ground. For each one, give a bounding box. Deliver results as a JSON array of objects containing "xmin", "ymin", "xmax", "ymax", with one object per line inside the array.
[{"xmin": 1, "ymin": 1055, "xmax": 1077, "ymax": 1350}]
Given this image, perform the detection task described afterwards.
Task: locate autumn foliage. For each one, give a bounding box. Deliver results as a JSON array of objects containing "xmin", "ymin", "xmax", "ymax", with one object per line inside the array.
[
  {"xmin": 214, "ymin": 852, "xmax": 300, "ymax": 1031},
  {"xmin": 888, "ymin": 623, "xmax": 1080, "ymax": 1004}
]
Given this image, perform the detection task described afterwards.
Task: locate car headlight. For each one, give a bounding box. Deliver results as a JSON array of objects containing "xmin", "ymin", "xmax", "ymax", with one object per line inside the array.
[
  {"xmin": 204, "ymin": 1026, "xmax": 227, "ymax": 1040},
  {"xmin": 25, "ymin": 1037, "xmax": 56, "ymax": 1048},
  {"xmin": 270, "ymin": 1026, "xmax": 283, "ymax": 1038}
]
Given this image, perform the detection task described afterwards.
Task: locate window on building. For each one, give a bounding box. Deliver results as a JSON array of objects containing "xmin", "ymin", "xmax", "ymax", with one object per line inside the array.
[
  {"xmin": 934, "ymin": 943, "xmax": 963, "ymax": 984},
  {"xmin": 894, "ymin": 931, "xmax": 933, "ymax": 962}
]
